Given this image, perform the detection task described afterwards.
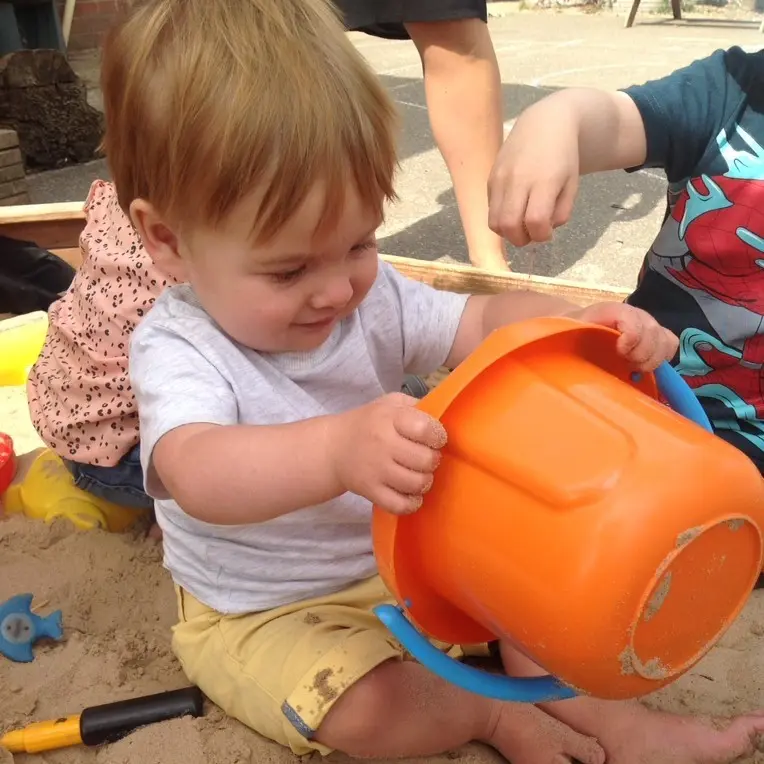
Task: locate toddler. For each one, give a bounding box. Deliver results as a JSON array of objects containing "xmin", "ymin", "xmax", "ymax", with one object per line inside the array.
[
  {"xmin": 26, "ymin": 184, "xmax": 427, "ymax": 521},
  {"xmin": 102, "ymin": 2, "xmax": 764, "ymax": 763}
]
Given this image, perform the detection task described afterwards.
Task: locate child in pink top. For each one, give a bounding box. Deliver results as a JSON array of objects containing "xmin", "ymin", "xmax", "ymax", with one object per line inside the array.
[{"xmin": 27, "ymin": 180, "xmax": 177, "ymax": 509}]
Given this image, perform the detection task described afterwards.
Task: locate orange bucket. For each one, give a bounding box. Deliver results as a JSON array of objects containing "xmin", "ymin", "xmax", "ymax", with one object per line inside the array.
[{"xmin": 373, "ymin": 317, "xmax": 764, "ymax": 701}]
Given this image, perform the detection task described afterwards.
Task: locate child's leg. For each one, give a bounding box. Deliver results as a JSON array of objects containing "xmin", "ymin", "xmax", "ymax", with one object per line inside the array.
[
  {"xmin": 63, "ymin": 444, "xmax": 152, "ymax": 510},
  {"xmin": 171, "ymin": 576, "xmax": 603, "ymax": 763},
  {"xmin": 500, "ymin": 642, "xmax": 764, "ymax": 764},
  {"xmin": 314, "ymin": 656, "xmax": 603, "ymax": 762}
]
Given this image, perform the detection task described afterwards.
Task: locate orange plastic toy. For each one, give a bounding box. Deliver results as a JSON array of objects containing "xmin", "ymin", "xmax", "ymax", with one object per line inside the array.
[{"xmin": 373, "ymin": 316, "xmax": 764, "ymax": 701}]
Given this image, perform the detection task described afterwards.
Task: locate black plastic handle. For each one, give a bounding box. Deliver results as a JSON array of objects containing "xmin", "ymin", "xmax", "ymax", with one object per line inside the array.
[{"xmin": 80, "ymin": 687, "xmax": 204, "ymax": 746}]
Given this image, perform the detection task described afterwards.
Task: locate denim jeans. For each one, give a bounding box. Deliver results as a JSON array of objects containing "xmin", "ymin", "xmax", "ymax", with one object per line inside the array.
[{"xmin": 63, "ymin": 443, "xmax": 153, "ymax": 510}]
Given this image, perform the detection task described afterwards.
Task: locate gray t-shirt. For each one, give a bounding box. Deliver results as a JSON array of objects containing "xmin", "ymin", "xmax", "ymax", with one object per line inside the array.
[{"xmin": 130, "ymin": 259, "xmax": 469, "ymax": 613}]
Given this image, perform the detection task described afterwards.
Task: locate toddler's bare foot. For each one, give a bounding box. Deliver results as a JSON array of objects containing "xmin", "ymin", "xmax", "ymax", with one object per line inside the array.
[
  {"xmin": 148, "ymin": 522, "xmax": 163, "ymax": 540},
  {"xmin": 600, "ymin": 707, "xmax": 764, "ymax": 764},
  {"xmin": 486, "ymin": 703, "xmax": 605, "ymax": 764}
]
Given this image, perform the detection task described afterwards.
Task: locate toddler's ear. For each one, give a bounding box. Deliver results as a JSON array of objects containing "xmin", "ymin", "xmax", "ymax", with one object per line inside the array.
[{"xmin": 129, "ymin": 199, "xmax": 188, "ymax": 281}]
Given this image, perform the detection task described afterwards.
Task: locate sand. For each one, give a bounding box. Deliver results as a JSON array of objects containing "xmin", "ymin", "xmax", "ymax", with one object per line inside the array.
[{"xmin": 2, "ymin": 382, "xmax": 764, "ymax": 764}]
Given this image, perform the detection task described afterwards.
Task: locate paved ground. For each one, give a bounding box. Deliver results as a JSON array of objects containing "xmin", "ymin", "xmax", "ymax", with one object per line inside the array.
[{"xmin": 26, "ymin": 5, "xmax": 764, "ymax": 289}]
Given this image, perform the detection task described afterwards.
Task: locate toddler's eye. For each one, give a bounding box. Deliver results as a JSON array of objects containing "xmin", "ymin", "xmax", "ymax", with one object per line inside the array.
[
  {"xmin": 270, "ymin": 266, "xmax": 306, "ymax": 283},
  {"xmin": 351, "ymin": 240, "xmax": 376, "ymax": 255}
]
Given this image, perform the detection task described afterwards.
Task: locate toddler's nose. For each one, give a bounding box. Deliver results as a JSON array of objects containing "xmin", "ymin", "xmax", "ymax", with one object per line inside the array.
[{"xmin": 312, "ymin": 275, "xmax": 353, "ymax": 311}]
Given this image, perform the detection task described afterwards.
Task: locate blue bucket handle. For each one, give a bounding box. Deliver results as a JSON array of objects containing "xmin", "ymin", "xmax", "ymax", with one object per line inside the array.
[
  {"xmin": 375, "ymin": 361, "xmax": 711, "ymax": 701},
  {"xmin": 649, "ymin": 362, "xmax": 712, "ymax": 432}
]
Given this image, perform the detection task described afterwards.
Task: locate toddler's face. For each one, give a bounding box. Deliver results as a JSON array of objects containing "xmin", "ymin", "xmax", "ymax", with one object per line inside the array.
[{"xmin": 180, "ymin": 185, "xmax": 381, "ymax": 353}]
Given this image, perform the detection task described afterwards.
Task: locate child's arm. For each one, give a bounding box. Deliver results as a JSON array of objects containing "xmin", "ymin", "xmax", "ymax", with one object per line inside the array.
[
  {"xmin": 486, "ymin": 88, "xmax": 645, "ymax": 247},
  {"xmin": 383, "ymin": 258, "xmax": 674, "ymax": 381},
  {"xmin": 488, "ymin": 47, "xmax": 744, "ymax": 247},
  {"xmin": 152, "ymin": 418, "xmax": 346, "ymax": 523},
  {"xmin": 509, "ymin": 88, "xmax": 648, "ymax": 174},
  {"xmin": 446, "ymin": 293, "xmax": 678, "ymax": 372},
  {"xmin": 131, "ymin": 320, "xmax": 446, "ymax": 524},
  {"xmin": 152, "ymin": 392, "xmax": 448, "ymax": 524}
]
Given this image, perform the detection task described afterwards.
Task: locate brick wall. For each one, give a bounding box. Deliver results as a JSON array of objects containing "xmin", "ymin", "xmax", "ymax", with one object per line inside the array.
[
  {"xmin": 0, "ymin": 130, "xmax": 29, "ymax": 206},
  {"xmin": 57, "ymin": 0, "xmax": 121, "ymax": 52}
]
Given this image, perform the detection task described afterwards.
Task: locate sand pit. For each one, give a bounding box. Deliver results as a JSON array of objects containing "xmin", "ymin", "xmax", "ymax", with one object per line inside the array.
[
  {"xmin": 1, "ymin": 383, "xmax": 764, "ymax": 764},
  {"xmin": 0, "ymin": 513, "xmax": 507, "ymax": 764}
]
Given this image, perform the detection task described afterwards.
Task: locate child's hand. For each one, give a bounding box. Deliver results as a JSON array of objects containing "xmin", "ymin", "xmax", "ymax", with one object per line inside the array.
[
  {"xmin": 487, "ymin": 107, "xmax": 580, "ymax": 247},
  {"xmin": 568, "ymin": 302, "xmax": 678, "ymax": 372},
  {"xmin": 332, "ymin": 393, "xmax": 446, "ymax": 516}
]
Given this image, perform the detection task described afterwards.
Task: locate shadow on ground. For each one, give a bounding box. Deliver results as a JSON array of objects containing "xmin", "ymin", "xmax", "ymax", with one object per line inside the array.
[
  {"xmin": 27, "ymin": 76, "xmax": 665, "ymax": 279},
  {"xmin": 380, "ymin": 171, "xmax": 663, "ymax": 277}
]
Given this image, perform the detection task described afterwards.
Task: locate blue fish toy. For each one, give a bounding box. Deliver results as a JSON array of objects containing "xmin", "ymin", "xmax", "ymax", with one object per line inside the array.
[{"xmin": 0, "ymin": 593, "xmax": 64, "ymax": 662}]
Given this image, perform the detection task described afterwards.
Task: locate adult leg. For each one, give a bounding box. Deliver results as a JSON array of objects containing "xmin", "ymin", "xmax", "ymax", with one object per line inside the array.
[{"xmin": 405, "ymin": 18, "xmax": 508, "ymax": 271}]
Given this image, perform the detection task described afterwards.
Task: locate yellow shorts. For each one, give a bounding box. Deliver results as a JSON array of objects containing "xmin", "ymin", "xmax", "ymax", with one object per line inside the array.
[{"xmin": 172, "ymin": 575, "xmax": 489, "ymax": 756}]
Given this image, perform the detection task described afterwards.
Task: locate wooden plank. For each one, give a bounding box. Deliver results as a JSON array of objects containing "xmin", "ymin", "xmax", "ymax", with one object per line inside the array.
[
  {"xmin": 0, "ymin": 201, "xmax": 85, "ymax": 224},
  {"xmin": 0, "ymin": 202, "xmax": 85, "ymax": 251},
  {"xmin": 384, "ymin": 255, "xmax": 631, "ymax": 305},
  {"xmin": 1, "ymin": 202, "xmax": 632, "ymax": 307}
]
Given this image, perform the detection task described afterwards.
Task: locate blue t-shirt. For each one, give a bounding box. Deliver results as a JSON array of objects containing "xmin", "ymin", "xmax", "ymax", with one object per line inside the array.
[{"xmin": 623, "ymin": 46, "xmax": 764, "ymax": 474}]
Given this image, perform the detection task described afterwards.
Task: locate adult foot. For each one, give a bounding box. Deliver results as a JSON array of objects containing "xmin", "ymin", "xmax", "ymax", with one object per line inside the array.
[
  {"xmin": 600, "ymin": 708, "xmax": 764, "ymax": 764},
  {"xmin": 486, "ymin": 703, "xmax": 605, "ymax": 764}
]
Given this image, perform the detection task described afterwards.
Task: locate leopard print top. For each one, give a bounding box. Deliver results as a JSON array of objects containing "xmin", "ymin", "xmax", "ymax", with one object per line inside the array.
[{"xmin": 27, "ymin": 181, "xmax": 177, "ymax": 466}]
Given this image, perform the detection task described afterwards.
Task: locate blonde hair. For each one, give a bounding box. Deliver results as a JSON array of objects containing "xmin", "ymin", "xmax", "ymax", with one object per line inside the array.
[{"xmin": 100, "ymin": 0, "xmax": 398, "ymax": 240}]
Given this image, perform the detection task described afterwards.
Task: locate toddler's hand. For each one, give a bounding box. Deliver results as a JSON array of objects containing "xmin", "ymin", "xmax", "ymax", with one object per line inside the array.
[
  {"xmin": 332, "ymin": 393, "xmax": 446, "ymax": 515},
  {"xmin": 569, "ymin": 302, "xmax": 678, "ymax": 372}
]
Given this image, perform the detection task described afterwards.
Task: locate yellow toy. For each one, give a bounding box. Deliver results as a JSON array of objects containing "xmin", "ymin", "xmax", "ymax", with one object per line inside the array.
[
  {"xmin": 0, "ymin": 434, "xmax": 145, "ymax": 532},
  {"xmin": 0, "ymin": 311, "xmax": 49, "ymax": 387}
]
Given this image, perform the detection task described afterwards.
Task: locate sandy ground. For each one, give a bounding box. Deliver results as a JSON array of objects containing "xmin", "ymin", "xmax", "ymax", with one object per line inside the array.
[{"xmin": 1, "ymin": 384, "xmax": 764, "ymax": 764}]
